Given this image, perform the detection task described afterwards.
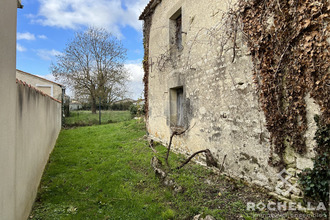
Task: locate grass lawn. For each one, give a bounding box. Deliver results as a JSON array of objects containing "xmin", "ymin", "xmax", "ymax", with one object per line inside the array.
[
  {"xmin": 64, "ymin": 110, "xmax": 131, "ymax": 127},
  {"xmin": 30, "ymin": 121, "xmax": 325, "ymax": 220}
]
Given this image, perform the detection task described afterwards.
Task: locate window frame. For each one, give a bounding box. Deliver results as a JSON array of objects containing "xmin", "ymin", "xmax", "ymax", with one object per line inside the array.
[
  {"xmin": 170, "ymin": 86, "xmax": 184, "ymax": 128},
  {"xmin": 169, "ymin": 8, "xmax": 183, "ymax": 52}
]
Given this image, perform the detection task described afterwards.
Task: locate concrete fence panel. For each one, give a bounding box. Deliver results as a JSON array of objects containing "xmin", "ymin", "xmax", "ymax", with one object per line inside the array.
[{"xmin": 15, "ymin": 80, "xmax": 61, "ymax": 220}]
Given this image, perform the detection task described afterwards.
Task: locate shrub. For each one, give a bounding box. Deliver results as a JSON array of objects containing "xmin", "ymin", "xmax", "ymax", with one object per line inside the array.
[
  {"xmin": 137, "ymin": 104, "xmax": 145, "ymax": 116},
  {"xmin": 129, "ymin": 104, "xmax": 138, "ymax": 117},
  {"xmin": 161, "ymin": 209, "xmax": 175, "ymax": 220},
  {"xmin": 298, "ymin": 152, "xmax": 329, "ymax": 205},
  {"xmin": 298, "ymin": 115, "xmax": 329, "ymax": 205},
  {"xmin": 314, "ymin": 115, "xmax": 330, "ymax": 155}
]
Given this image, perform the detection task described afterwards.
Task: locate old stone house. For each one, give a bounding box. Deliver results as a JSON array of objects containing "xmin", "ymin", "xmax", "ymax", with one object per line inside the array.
[
  {"xmin": 16, "ymin": 69, "xmax": 64, "ymax": 100},
  {"xmin": 139, "ymin": 0, "xmax": 329, "ymax": 200}
]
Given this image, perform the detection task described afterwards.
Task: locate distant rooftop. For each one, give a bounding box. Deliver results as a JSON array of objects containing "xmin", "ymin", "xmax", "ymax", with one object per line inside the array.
[{"xmin": 16, "ymin": 69, "xmax": 64, "ymax": 87}]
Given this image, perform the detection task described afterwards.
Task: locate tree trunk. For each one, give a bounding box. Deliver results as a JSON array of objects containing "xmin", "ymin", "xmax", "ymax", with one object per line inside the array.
[{"xmin": 91, "ymin": 97, "xmax": 97, "ymax": 114}]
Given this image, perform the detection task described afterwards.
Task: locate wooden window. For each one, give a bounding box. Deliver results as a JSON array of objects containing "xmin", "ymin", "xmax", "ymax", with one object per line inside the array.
[
  {"xmin": 170, "ymin": 87, "xmax": 184, "ymax": 127},
  {"xmin": 175, "ymin": 15, "xmax": 182, "ymax": 50},
  {"xmin": 169, "ymin": 8, "xmax": 183, "ymax": 52},
  {"xmin": 176, "ymin": 88, "xmax": 183, "ymax": 126}
]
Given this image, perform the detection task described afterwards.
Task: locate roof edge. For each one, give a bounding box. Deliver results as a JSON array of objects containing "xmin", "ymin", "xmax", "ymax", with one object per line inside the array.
[
  {"xmin": 16, "ymin": 69, "xmax": 64, "ymax": 87},
  {"xmin": 17, "ymin": 0, "xmax": 23, "ymax": 9},
  {"xmin": 139, "ymin": 0, "xmax": 162, "ymax": 20},
  {"xmin": 16, "ymin": 79, "xmax": 62, "ymax": 103}
]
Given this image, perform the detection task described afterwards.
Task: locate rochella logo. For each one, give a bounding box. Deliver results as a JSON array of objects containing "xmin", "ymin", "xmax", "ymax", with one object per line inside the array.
[
  {"xmin": 277, "ymin": 168, "xmax": 298, "ymax": 194},
  {"xmin": 246, "ymin": 168, "xmax": 326, "ymax": 212},
  {"xmin": 246, "ymin": 201, "xmax": 327, "ymax": 211}
]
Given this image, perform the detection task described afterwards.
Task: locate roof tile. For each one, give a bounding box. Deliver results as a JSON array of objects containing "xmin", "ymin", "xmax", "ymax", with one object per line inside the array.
[
  {"xmin": 139, "ymin": 0, "xmax": 162, "ymax": 20},
  {"xmin": 16, "ymin": 78, "xmax": 62, "ymax": 103}
]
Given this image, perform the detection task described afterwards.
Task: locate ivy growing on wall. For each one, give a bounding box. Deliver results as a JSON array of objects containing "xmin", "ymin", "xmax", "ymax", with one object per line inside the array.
[
  {"xmin": 298, "ymin": 115, "xmax": 329, "ymax": 205},
  {"xmin": 142, "ymin": 16, "xmax": 152, "ymax": 119},
  {"xmin": 240, "ymin": 0, "xmax": 330, "ymax": 166}
]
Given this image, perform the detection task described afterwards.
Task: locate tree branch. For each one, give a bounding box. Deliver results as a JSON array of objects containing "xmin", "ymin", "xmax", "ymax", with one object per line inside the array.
[
  {"xmin": 148, "ymin": 139, "xmax": 158, "ymax": 153},
  {"xmin": 165, "ymin": 124, "xmax": 195, "ymax": 168},
  {"xmin": 219, "ymin": 154, "xmax": 227, "ymax": 173},
  {"xmin": 176, "ymin": 150, "xmax": 208, "ymax": 170}
]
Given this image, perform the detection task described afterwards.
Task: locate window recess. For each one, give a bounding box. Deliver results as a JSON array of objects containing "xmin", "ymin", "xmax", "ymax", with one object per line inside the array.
[
  {"xmin": 169, "ymin": 8, "xmax": 183, "ymax": 51},
  {"xmin": 170, "ymin": 87, "xmax": 184, "ymax": 127}
]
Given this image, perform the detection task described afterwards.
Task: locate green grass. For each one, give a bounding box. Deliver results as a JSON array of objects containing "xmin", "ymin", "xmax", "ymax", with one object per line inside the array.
[
  {"xmin": 31, "ymin": 120, "xmax": 166, "ymax": 219},
  {"xmin": 64, "ymin": 110, "xmax": 131, "ymax": 126},
  {"xmin": 30, "ymin": 120, "xmax": 318, "ymax": 220}
]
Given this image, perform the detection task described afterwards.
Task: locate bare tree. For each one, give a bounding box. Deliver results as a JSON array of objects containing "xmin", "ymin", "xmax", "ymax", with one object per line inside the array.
[{"xmin": 52, "ymin": 27, "xmax": 128, "ymax": 113}]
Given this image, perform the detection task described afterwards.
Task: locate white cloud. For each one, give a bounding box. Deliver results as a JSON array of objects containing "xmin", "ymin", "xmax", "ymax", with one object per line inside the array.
[
  {"xmin": 17, "ymin": 32, "xmax": 36, "ymax": 40},
  {"xmin": 37, "ymin": 74, "xmax": 56, "ymax": 82},
  {"xmin": 123, "ymin": 0, "xmax": 149, "ymax": 30},
  {"xmin": 125, "ymin": 61, "xmax": 144, "ymax": 82},
  {"xmin": 33, "ymin": 0, "xmax": 149, "ymax": 37},
  {"xmin": 127, "ymin": 80, "xmax": 144, "ymax": 100},
  {"xmin": 17, "ymin": 43, "xmax": 27, "ymax": 52},
  {"xmin": 36, "ymin": 49, "xmax": 63, "ymax": 60},
  {"xmin": 17, "ymin": 32, "xmax": 47, "ymax": 41},
  {"xmin": 125, "ymin": 60, "xmax": 144, "ymax": 99},
  {"xmin": 38, "ymin": 35, "xmax": 47, "ymax": 39}
]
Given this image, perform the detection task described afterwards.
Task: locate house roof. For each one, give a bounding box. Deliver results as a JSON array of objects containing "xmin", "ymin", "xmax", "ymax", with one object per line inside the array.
[
  {"xmin": 16, "ymin": 69, "xmax": 64, "ymax": 87},
  {"xmin": 139, "ymin": 0, "xmax": 162, "ymax": 20},
  {"xmin": 17, "ymin": 0, "xmax": 23, "ymax": 8},
  {"xmin": 16, "ymin": 79, "xmax": 62, "ymax": 103},
  {"xmin": 113, "ymin": 98, "xmax": 136, "ymax": 104}
]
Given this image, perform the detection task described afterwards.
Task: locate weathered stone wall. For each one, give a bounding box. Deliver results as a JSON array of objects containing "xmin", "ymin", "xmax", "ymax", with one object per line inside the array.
[{"xmin": 144, "ymin": 0, "xmax": 320, "ymax": 198}]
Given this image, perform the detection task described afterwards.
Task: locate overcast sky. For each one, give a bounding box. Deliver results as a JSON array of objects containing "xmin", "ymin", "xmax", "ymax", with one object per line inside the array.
[{"xmin": 16, "ymin": 0, "xmax": 149, "ymax": 100}]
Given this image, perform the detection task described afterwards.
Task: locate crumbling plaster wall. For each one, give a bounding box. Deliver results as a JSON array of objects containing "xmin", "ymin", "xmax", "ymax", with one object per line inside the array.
[{"xmin": 145, "ymin": 0, "xmax": 319, "ymax": 194}]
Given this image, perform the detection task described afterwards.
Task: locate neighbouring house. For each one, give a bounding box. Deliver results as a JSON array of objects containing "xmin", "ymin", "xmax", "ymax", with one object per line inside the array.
[
  {"xmin": 16, "ymin": 69, "xmax": 64, "ymax": 100},
  {"xmin": 135, "ymin": 99, "xmax": 145, "ymax": 106},
  {"xmin": 139, "ymin": 0, "xmax": 329, "ymax": 200},
  {"xmin": 112, "ymin": 98, "xmax": 136, "ymax": 104},
  {"xmin": 110, "ymin": 98, "xmax": 135, "ymax": 110},
  {"xmin": 70, "ymin": 100, "xmax": 82, "ymax": 111},
  {"xmin": 0, "ymin": 1, "xmax": 62, "ymax": 220}
]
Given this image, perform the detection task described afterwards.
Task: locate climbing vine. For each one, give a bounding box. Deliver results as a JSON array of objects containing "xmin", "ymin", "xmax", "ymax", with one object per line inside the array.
[
  {"xmin": 142, "ymin": 16, "xmax": 152, "ymax": 119},
  {"xmin": 298, "ymin": 115, "xmax": 329, "ymax": 205},
  {"xmin": 239, "ymin": 0, "xmax": 330, "ymax": 166},
  {"xmin": 140, "ymin": 0, "xmax": 329, "ymax": 168}
]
